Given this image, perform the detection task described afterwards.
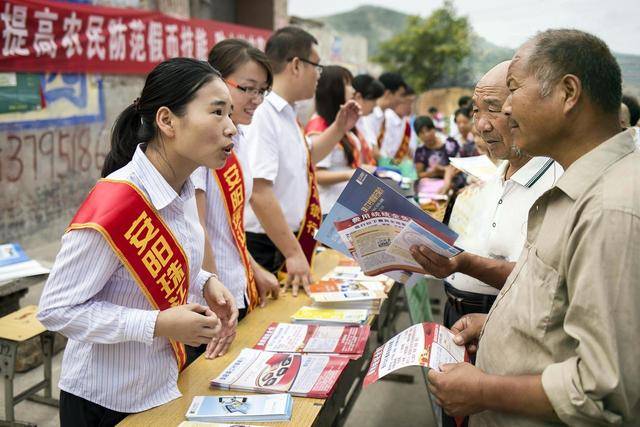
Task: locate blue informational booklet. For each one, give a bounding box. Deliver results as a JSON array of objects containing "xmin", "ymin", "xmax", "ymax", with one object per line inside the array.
[
  {"xmin": 0, "ymin": 243, "xmax": 30, "ymax": 268},
  {"xmin": 185, "ymin": 394, "xmax": 293, "ymax": 423},
  {"xmin": 316, "ymin": 168, "xmax": 458, "ymax": 258}
]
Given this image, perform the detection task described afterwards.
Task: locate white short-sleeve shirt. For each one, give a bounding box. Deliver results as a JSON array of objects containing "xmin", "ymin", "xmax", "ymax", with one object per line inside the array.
[
  {"xmin": 356, "ymin": 116, "xmax": 376, "ymax": 156},
  {"xmin": 356, "ymin": 105, "xmax": 384, "ymax": 147},
  {"xmin": 191, "ymin": 128, "xmax": 253, "ymax": 309},
  {"xmin": 447, "ymin": 157, "xmax": 563, "ymax": 295},
  {"xmin": 379, "ymin": 108, "xmax": 405, "ymax": 158},
  {"xmin": 244, "ymin": 91, "xmax": 310, "ymax": 233}
]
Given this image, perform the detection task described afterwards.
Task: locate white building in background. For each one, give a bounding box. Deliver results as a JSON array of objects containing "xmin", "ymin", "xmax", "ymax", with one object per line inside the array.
[
  {"xmin": 288, "ymin": 16, "xmax": 376, "ymax": 76},
  {"xmin": 288, "ymin": 16, "xmax": 380, "ymax": 124}
]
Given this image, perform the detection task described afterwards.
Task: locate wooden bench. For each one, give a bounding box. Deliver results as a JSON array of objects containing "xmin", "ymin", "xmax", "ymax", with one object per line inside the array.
[{"xmin": 0, "ymin": 305, "xmax": 58, "ymax": 426}]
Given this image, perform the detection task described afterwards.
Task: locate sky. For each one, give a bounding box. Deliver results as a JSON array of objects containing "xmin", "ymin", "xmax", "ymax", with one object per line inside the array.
[{"xmin": 288, "ymin": 0, "xmax": 640, "ymax": 56}]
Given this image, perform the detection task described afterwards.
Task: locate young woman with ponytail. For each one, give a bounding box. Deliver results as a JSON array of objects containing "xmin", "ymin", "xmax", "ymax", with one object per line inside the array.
[{"xmin": 37, "ymin": 58, "xmax": 237, "ymax": 425}]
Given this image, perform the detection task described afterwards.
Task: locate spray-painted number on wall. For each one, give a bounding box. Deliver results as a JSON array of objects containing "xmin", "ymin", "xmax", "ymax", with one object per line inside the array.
[{"xmin": 0, "ymin": 127, "xmax": 108, "ymax": 183}]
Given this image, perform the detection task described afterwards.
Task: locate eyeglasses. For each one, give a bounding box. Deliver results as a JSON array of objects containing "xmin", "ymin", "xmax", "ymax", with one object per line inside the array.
[
  {"xmin": 287, "ymin": 57, "xmax": 324, "ymax": 74},
  {"xmin": 224, "ymin": 78, "xmax": 270, "ymax": 98}
]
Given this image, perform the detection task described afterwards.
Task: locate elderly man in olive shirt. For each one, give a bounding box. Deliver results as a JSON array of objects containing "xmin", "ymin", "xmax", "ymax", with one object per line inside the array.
[{"xmin": 422, "ymin": 29, "xmax": 640, "ymax": 426}]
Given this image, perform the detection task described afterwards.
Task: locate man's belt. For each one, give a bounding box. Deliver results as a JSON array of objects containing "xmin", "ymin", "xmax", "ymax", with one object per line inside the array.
[{"xmin": 444, "ymin": 282, "xmax": 497, "ymax": 313}]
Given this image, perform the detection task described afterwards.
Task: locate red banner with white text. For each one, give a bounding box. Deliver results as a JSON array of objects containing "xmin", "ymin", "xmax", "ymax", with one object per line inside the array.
[{"xmin": 0, "ymin": 0, "xmax": 271, "ymax": 74}]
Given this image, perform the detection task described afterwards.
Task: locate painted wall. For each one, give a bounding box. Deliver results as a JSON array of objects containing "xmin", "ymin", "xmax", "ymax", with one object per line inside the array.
[{"xmin": 0, "ymin": 0, "xmax": 185, "ymax": 245}]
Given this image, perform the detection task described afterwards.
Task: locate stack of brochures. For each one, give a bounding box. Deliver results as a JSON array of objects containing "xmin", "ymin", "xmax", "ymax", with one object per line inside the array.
[
  {"xmin": 307, "ymin": 278, "xmax": 387, "ymax": 313},
  {"xmin": 315, "ymin": 168, "xmax": 462, "ymax": 277},
  {"xmin": 185, "ymin": 394, "xmax": 292, "ymax": 423},
  {"xmin": 290, "ymin": 306, "xmax": 369, "ymax": 326},
  {"xmin": 211, "ymin": 348, "xmax": 350, "ymax": 398},
  {"xmin": 254, "ymin": 322, "xmax": 370, "ymax": 359},
  {"xmin": 0, "ymin": 243, "xmax": 50, "ymax": 284}
]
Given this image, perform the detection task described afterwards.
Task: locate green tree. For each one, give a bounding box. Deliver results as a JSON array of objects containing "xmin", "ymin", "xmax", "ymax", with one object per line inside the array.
[{"xmin": 373, "ymin": 1, "xmax": 472, "ymax": 91}]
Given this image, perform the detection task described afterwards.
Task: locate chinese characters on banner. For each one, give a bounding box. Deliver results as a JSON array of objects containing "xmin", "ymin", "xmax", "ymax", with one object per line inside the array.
[{"xmin": 0, "ymin": 0, "xmax": 271, "ymax": 74}]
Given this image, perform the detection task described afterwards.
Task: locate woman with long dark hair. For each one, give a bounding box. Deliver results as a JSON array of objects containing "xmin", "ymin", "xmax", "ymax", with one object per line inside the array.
[
  {"xmin": 37, "ymin": 58, "xmax": 236, "ymax": 425},
  {"xmin": 305, "ymin": 65, "xmax": 375, "ymax": 213}
]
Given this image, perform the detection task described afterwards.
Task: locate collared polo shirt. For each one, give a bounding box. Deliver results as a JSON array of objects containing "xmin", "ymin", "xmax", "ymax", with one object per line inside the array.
[{"xmin": 448, "ymin": 156, "xmax": 562, "ymax": 295}]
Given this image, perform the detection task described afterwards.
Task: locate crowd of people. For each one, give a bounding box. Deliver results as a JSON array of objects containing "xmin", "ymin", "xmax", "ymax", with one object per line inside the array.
[{"xmin": 34, "ymin": 24, "xmax": 639, "ymax": 427}]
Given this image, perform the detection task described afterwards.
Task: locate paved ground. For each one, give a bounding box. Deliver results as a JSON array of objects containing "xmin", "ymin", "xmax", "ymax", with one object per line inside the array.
[{"xmin": 2, "ymin": 242, "xmax": 445, "ymax": 426}]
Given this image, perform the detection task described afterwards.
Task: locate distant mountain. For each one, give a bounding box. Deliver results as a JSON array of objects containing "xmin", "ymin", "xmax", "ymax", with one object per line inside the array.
[
  {"xmin": 317, "ymin": 5, "xmax": 640, "ymax": 94},
  {"xmin": 318, "ymin": 6, "xmax": 410, "ymax": 59}
]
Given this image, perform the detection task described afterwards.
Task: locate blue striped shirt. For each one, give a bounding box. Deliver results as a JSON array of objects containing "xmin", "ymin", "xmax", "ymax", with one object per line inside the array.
[{"xmin": 37, "ymin": 145, "xmax": 211, "ymax": 413}]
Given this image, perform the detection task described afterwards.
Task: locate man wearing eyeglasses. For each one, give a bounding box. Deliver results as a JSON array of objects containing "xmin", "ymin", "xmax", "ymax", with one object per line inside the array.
[{"xmin": 245, "ymin": 26, "xmax": 361, "ymax": 296}]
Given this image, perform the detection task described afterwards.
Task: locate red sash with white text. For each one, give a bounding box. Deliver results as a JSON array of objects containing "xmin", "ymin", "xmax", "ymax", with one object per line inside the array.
[
  {"xmin": 280, "ymin": 122, "xmax": 322, "ymax": 272},
  {"xmin": 67, "ymin": 179, "xmax": 190, "ymax": 370},
  {"xmin": 213, "ymin": 152, "xmax": 259, "ymax": 311},
  {"xmin": 393, "ymin": 119, "xmax": 412, "ymax": 161}
]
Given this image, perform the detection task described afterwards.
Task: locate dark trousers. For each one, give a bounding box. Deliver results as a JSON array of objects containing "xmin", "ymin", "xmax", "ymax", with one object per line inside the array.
[
  {"xmin": 246, "ymin": 231, "xmax": 286, "ymax": 274},
  {"xmin": 60, "ymin": 390, "xmax": 129, "ymax": 427},
  {"xmin": 441, "ymin": 283, "xmax": 495, "ymax": 427},
  {"xmin": 185, "ymin": 300, "xmax": 249, "ymax": 366},
  {"xmin": 442, "ymin": 282, "xmax": 497, "ymax": 329}
]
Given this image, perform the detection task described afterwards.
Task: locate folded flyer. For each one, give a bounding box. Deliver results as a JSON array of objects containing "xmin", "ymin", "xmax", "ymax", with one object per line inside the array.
[
  {"xmin": 364, "ymin": 322, "xmax": 469, "ymax": 387},
  {"xmin": 211, "ymin": 348, "xmax": 350, "ymax": 398},
  {"xmin": 335, "ymin": 213, "xmax": 460, "ymax": 276},
  {"xmin": 254, "ymin": 322, "xmax": 369, "ymax": 358},
  {"xmin": 448, "ymin": 155, "xmax": 498, "ymax": 182},
  {"xmin": 334, "ymin": 212, "xmax": 422, "ymax": 276},
  {"xmin": 186, "ymin": 394, "xmax": 292, "ymax": 423},
  {"xmin": 291, "ymin": 306, "xmax": 369, "ymax": 326},
  {"xmin": 385, "ymin": 220, "xmax": 462, "ymax": 271}
]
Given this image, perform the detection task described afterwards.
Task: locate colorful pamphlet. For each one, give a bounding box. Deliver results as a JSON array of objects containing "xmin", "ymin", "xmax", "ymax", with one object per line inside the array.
[
  {"xmin": 385, "ymin": 220, "xmax": 462, "ymax": 271},
  {"xmin": 315, "ymin": 168, "xmax": 457, "ymax": 257},
  {"xmin": 0, "ymin": 243, "xmax": 50, "ymax": 283},
  {"xmin": 211, "ymin": 348, "xmax": 350, "ymax": 398},
  {"xmin": 321, "ymin": 266, "xmax": 391, "ymax": 285},
  {"xmin": 315, "ymin": 169, "xmax": 458, "ymax": 279},
  {"xmin": 185, "ymin": 394, "xmax": 292, "ymax": 423},
  {"xmin": 254, "ymin": 322, "xmax": 370, "ymax": 358},
  {"xmin": 364, "ymin": 322, "xmax": 469, "ymax": 387},
  {"xmin": 364, "ymin": 322, "xmax": 470, "ymax": 427},
  {"xmin": 290, "ymin": 306, "xmax": 369, "ymax": 326},
  {"xmin": 0, "ymin": 243, "xmax": 29, "ymax": 267},
  {"xmin": 308, "ymin": 278, "xmax": 387, "ymax": 312},
  {"xmin": 334, "ymin": 212, "xmax": 461, "ymax": 276}
]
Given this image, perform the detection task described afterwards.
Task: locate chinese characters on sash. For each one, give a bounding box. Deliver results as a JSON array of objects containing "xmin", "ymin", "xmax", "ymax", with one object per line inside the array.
[
  {"xmin": 281, "ymin": 123, "xmax": 322, "ymax": 273},
  {"xmin": 124, "ymin": 210, "xmax": 187, "ymax": 307},
  {"xmin": 67, "ymin": 179, "xmax": 190, "ymax": 369},
  {"xmin": 214, "ymin": 153, "xmax": 259, "ymax": 310}
]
